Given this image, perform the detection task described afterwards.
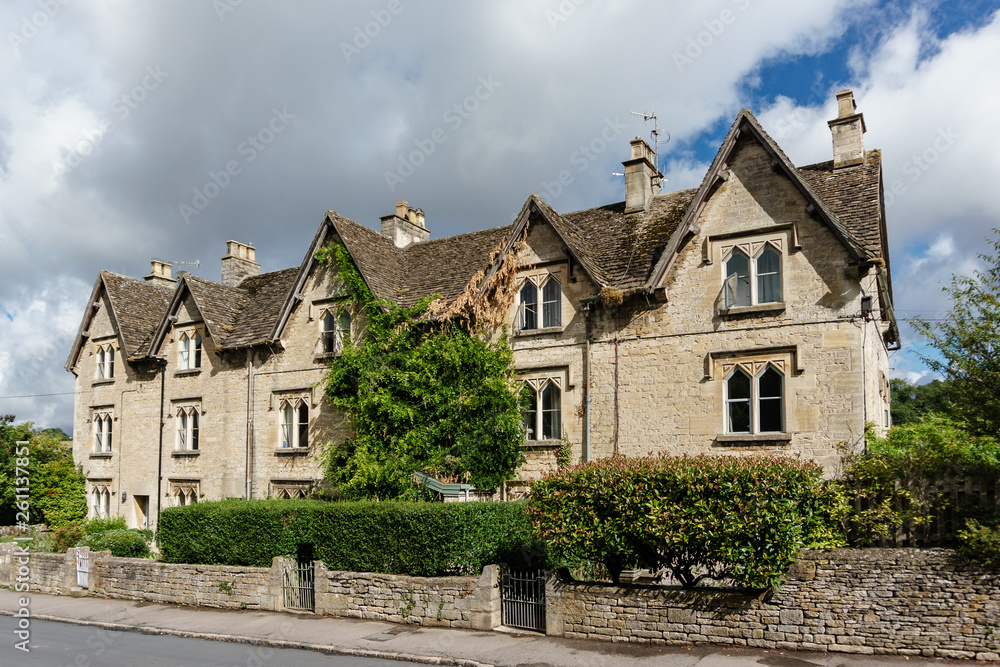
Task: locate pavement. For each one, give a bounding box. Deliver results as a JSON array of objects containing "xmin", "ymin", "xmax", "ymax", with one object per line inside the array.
[{"xmin": 0, "ymin": 589, "xmax": 976, "ymax": 667}]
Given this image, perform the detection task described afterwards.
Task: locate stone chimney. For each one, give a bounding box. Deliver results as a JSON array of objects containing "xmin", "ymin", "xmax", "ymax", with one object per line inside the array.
[
  {"xmin": 380, "ymin": 200, "xmax": 430, "ymax": 249},
  {"xmin": 828, "ymin": 90, "xmax": 867, "ymax": 169},
  {"xmin": 221, "ymin": 240, "xmax": 260, "ymax": 287},
  {"xmin": 145, "ymin": 260, "xmax": 176, "ymax": 288},
  {"xmin": 623, "ymin": 137, "xmax": 662, "ymax": 214}
]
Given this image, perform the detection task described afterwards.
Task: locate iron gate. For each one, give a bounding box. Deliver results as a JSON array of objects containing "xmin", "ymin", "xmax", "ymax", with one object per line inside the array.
[
  {"xmin": 283, "ymin": 560, "xmax": 315, "ymax": 612},
  {"xmin": 501, "ymin": 567, "xmax": 545, "ymax": 632}
]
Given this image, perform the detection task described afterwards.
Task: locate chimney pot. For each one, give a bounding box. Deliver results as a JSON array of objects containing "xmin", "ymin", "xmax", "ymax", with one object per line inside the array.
[{"xmin": 221, "ymin": 240, "xmax": 260, "ymax": 287}]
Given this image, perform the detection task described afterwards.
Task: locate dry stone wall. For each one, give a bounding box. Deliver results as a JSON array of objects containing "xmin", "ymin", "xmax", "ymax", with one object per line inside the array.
[{"xmin": 546, "ymin": 548, "xmax": 1000, "ymax": 660}]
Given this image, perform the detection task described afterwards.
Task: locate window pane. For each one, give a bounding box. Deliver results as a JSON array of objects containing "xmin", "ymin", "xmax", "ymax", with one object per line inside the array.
[
  {"xmin": 759, "ymin": 398, "xmax": 782, "ymax": 432},
  {"xmin": 106, "ymin": 417, "xmax": 112, "ymax": 452},
  {"xmin": 298, "ymin": 403, "xmax": 309, "ymax": 447},
  {"xmin": 191, "ymin": 411, "xmax": 199, "ymax": 450},
  {"xmin": 519, "ymin": 384, "xmax": 537, "ymax": 440},
  {"xmin": 519, "ymin": 283, "xmax": 537, "ymax": 330},
  {"xmin": 757, "ymin": 247, "xmax": 782, "ymax": 303},
  {"xmin": 541, "ymin": 384, "xmax": 561, "ymax": 440},
  {"xmin": 322, "ymin": 313, "xmax": 336, "ymax": 353},
  {"xmin": 179, "ymin": 335, "xmax": 189, "ymax": 369},
  {"xmin": 542, "ymin": 279, "xmax": 561, "ymax": 328},
  {"xmin": 178, "ymin": 411, "xmax": 187, "ymax": 448},
  {"xmin": 107, "ymin": 346, "xmax": 114, "ymax": 378},
  {"xmin": 728, "ymin": 400, "xmax": 751, "ymax": 433},
  {"xmin": 725, "ymin": 251, "xmax": 751, "ymax": 307},
  {"xmin": 759, "ymin": 367, "xmax": 782, "ymax": 398},
  {"xmin": 193, "ymin": 333, "xmax": 202, "ymax": 368},
  {"xmin": 727, "ymin": 369, "xmax": 751, "ymax": 399},
  {"xmin": 281, "ymin": 404, "xmax": 293, "ymax": 447},
  {"xmin": 97, "ymin": 348, "xmax": 106, "ymax": 379}
]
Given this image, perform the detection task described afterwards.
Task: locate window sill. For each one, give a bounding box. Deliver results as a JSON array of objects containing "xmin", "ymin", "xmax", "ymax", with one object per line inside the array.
[
  {"xmin": 713, "ymin": 433, "xmax": 792, "ymax": 447},
  {"xmin": 274, "ymin": 447, "xmax": 310, "ymax": 456},
  {"xmin": 523, "ymin": 440, "xmax": 562, "ymax": 450},
  {"xmin": 314, "ymin": 352, "xmax": 342, "ymax": 361},
  {"xmin": 89, "ymin": 452, "xmax": 113, "ymax": 459},
  {"xmin": 172, "ymin": 450, "xmax": 200, "ymax": 457},
  {"xmin": 719, "ymin": 302, "xmax": 786, "ymax": 317},
  {"xmin": 174, "ymin": 368, "xmax": 202, "ymax": 377},
  {"xmin": 514, "ymin": 326, "xmax": 564, "ymax": 338},
  {"xmin": 92, "ymin": 379, "xmax": 115, "ymax": 387}
]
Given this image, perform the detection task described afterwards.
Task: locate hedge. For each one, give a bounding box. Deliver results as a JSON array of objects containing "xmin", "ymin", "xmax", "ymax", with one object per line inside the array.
[
  {"xmin": 528, "ymin": 454, "xmax": 827, "ymax": 588},
  {"xmin": 157, "ymin": 499, "xmax": 535, "ymax": 576}
]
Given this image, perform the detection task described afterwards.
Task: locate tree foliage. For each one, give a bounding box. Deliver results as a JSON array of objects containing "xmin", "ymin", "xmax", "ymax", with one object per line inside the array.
[
  {"xmin": 0, "ymin": 416, "xmax": 85, "ymax": 528},
  {"xmin": 912, "ymin": 230, "xmax": 1000, "ymax": 436},
  {"xmin": 318, "ymin": 244, "xmax": 525, "ymax": 500},
  {"xmin": 889, "ymin": 378, "xmax": 954, "ymax": 425}
]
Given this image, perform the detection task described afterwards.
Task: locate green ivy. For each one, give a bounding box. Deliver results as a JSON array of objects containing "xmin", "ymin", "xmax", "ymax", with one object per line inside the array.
[{"xmin": 317, "ymin": 244, "xmax": 525, "ymax": 499}]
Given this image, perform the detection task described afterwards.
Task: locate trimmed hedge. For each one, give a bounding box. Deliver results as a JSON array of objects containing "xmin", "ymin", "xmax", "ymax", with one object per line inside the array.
[
  {"xmin": 78, "ymin": 529, "xmax": 151, "ymax": 558},
  {"xmin": 528, "ymin": 454, "xmax": 826, "ymax": 589},
  {"xmin": 157, "ymin": 499, "xmax": 534, "ymax": 576}
]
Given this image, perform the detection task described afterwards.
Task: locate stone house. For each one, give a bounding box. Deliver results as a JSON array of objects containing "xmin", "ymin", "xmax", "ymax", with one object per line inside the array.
[{"xmin": 67, "ymin": 90, "xmax": 897, "ymax": 528}]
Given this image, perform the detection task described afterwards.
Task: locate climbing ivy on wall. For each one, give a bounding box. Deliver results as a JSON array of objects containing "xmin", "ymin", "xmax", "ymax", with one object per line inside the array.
[{"xmin": 316, "ymin": 244, "xmax": 526, "ymax": 500}]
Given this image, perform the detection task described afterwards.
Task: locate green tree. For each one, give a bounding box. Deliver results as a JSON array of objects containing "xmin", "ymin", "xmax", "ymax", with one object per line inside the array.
[
  {"xmin": 912, "ymin": 229, "xmax": 1000, "ymax": 436},
  {"xmin": 0, "ymin": 417, "xmax": 85, "ymax": 528},
  {"xmin": 889, "ymin": 378, "xmax": 954, "ymax": 425},
  {"xmin": 319, "ymin": 244, "xmax": 526, "ymax": 500}
]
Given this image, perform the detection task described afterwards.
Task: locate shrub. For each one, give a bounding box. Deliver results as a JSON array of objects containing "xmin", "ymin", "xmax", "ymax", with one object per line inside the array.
[
  {"xmin": 528, "ymin": 454, "xmax": 827, "ymax": 589},
  {"xmin": 957, "ymin": 519, "xmax": 1000, "ymax": 566},
  {"xmin": 157, "ymin": 499, "xmax": 535, "ymax": 576},
  {"xmin": 840, "ymin": 416, "xmax": 1000, "ymax": 545},
  {"xmin": 78, "ymin": 529, "xmax": 151, "ymax": 558},
  {"xmin": 50, "ymin": 522, "xmax": 84, "ymax": 553}
]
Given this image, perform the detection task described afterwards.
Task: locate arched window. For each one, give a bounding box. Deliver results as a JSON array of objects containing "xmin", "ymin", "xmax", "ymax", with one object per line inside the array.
[
  {"xmin": 178, "ymin": 332, "xmax": 202, "ymax": 369},
  {"xmin": 518, "ymin": 282, "xmax": 538, "ymax": 330},
  {"xmin": 756, "ymin": 246, "xmax": 782, "ymax": 304},
  {"xmin": 725, "ymin": 364, "xmax": 785, "ymax": 434},
  {"xmin": 725, "ymin": 368, "xmax": 752, "ymax": 434},
  {"xmin": 90, "ymin": 485, "xmax": 111, "ymax": 518},
  {"xmin": 94, "ymin": 412, "xmax": 113, "ymax": 453},
  {"xmin": 176, "ymin": 406, "xmax": 200, "ymax": 450},
  {"xmin": 520, "ymin": 380, "xmax": 561, "ymax": 441},
  {"xmin": 542, "ymin": 278, "xmax": 562, "ymax": 328},
  {"xmin": 724, "ymin": 249, "xmax": 751, "ymax": 308},
  {"xmin": 321, "ymin": 309, "xmax": 351, "ymax": 353},
  {"xmin": 96, "ymin": 344, "xmax": 115, "ymax": 380},
  {"xmin": 280, "ymin": 399, "xmax": 309, "ymax": 448}
]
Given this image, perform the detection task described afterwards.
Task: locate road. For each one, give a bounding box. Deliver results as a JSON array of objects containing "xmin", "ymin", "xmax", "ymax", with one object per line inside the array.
[{"xmin": 0, "ymin": 617, "xmax": 424, "ymax": 666}]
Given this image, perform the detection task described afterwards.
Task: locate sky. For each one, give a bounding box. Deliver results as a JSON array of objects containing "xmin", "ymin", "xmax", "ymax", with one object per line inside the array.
[{"xmin": 1, "ymin": 0, "xmax": 998, "ymax": 434}]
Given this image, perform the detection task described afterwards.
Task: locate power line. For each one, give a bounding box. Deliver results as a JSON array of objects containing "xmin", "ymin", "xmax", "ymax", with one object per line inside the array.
[{"xmin": 0, "ymin": 392, "xmax": 75, "ymax": 399}]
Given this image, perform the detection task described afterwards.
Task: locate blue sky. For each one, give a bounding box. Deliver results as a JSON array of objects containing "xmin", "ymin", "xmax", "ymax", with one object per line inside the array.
[{"xmin": 1, "ymin": 0, "xmax": 998, "ymax": 432}]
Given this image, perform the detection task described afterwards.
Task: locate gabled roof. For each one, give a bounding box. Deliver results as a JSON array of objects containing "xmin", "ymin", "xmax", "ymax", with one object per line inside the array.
[
  {"xmin": 149, "ymin": 269, "xmax": 300, "ymax": 355},
  {"xmin": 65, "ymin": 271, "xmax": 173, "ymax": 372},
  {"xmin": 648, "ymin": 109, "xmax": 870, "ymax": 289}
]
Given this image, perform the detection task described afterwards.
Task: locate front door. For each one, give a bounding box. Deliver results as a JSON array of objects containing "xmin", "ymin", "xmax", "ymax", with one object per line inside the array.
[{"xmin": 134, "ymin": 495, "xmax": 149, "ymax": 529}]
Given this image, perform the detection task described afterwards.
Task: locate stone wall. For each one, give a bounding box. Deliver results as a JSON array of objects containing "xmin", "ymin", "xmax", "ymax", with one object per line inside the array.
[
  {"xmin": 316, "ymin": 564, "xmax": 500, "ymax": 630},
  {"xmin": 94, "ymin": 557, "xmax": 279, "ymax": 610},
  {"xmin": 546, "ymin": 548, "xmax": 1000, "ymax": 660}
]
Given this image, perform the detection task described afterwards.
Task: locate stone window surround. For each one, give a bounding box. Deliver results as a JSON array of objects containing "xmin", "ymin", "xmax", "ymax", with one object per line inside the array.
[
  {"xmin": 316, "ymin": 303, "xmax": 352, "ymax": 356},
  {"xmin": 706, "ymin": 347, "xmax": 800, "ymax": 445},
  {"xmin": 513, "ymin": 264, "xmax": 570, "ymax": 337},
  {"xmin": 93, "ymin": 339, "xmax": 116, "ymax": 381},
  {"xmin": 705, "ymin": 225, "xmax": 800, "ymax": 316},
  {"xmin": 88, "ymin": 480, "xmax": 112, "ymax": 519},
  {"xmin": 176, "ymin": 328, "xmax": 203, "ymax": 372},
  {"xmin": 171, "ymin": 399, "xmax": 202, "ymax": 452},
  {"xmin": 517, "ymin": 366, "xmax": 568, "ymax": 443},
  {"xmin": 270, "ymin": 480, "xmax": 313, "ymax": 499},
  {"xmin": 277, "ymin": 395, "xmax": 310, "ymax": 450},
  {"xmin": 169, "ymin": 480, "xmax": 200, "ymax": 506},
  {"xmin": 90, "ymin": 406, "xmax": 114, "ymax": 455}
]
